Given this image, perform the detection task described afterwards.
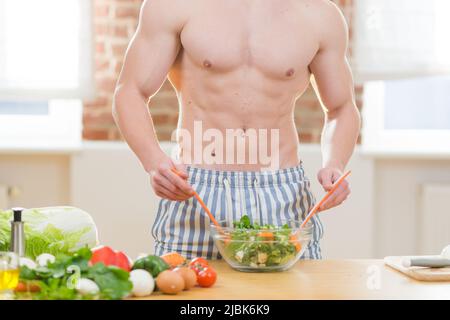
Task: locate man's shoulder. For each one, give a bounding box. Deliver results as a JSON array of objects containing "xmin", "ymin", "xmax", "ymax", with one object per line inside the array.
[
  {"xmin": 297, "ymin": 0, "xmax": 348, "ymax": 45},
  {"xmin": 140, "ymin": 0, "xmax": 190, "ymax": 30},
  {"xmin": 141, "ymin": 0, "xmax": 190, "ymax": 11},
  {"xmin": 296, "ymin": 0, "xmax": 345, "ymax": 22}
]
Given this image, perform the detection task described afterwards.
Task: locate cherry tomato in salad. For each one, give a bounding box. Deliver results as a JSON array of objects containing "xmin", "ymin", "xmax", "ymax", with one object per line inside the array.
[{"xmin": 197, "ymin": 266, "xmax": 217, "ymax": 288}]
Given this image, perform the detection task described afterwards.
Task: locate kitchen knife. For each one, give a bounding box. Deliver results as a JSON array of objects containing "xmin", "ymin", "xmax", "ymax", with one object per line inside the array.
[
  {"xmin": 402, "ymin": 245, "xmax": 450, "ymax": 268},
  {"xmin": 402, "ymin": 257, "xmax": 450, "ymax": 268}
]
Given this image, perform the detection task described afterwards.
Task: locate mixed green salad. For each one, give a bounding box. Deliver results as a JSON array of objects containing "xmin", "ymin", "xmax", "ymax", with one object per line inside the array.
[
  {"xmin": 18, "ymin": 247, "xmax": 132, "ymax": 300},
  {"xmin": 224, "ymin": 215, "xmax": 301, "ymax": 268}
]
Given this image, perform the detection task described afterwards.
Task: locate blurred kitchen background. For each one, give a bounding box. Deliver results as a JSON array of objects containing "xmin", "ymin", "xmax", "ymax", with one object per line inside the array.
[{"xmin": 0, "ymin": 0, "xmax": 449, "ymax": 258}]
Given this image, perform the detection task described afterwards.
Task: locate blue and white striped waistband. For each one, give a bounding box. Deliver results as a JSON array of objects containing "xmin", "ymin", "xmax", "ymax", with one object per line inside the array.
[{"xmin": 186, "ymin": 164, "xmax": 308, "ymax": 187}]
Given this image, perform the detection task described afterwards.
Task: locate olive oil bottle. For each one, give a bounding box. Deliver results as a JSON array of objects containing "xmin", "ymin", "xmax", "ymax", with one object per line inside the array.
[{"xmin": 0, "ymin": 268, "xmax": 20, "ymax": 290}]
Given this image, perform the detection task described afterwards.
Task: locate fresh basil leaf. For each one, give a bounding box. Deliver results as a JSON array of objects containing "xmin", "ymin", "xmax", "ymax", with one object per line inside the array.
[
  {"xmin": 86, "ymin": 263, "xmax": 132, "ymax": 300},
  {"xmin": 19, "ymin": 265, "xmax": 36, "ymax": 280}
]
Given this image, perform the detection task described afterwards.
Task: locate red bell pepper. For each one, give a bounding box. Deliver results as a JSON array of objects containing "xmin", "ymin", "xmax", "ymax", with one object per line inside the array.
[{"xmin": 90, "ymin": 246, "xmax": 131, "ymax": 271}]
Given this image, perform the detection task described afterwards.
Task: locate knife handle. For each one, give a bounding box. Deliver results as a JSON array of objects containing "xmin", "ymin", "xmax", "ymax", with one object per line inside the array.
[{"xmin": 402, "ymin": 257, "xmax": 450, "ymax": 268}]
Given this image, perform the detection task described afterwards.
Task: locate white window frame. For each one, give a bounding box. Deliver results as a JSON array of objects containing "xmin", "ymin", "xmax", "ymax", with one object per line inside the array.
[{"xmin": 361, "ymin": 82, "xmax": 450, "ymax": 157}]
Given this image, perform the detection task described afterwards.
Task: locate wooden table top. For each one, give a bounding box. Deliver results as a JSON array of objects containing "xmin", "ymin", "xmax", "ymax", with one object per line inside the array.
[{"xmin": 134, "ymin": 259, "xmax": 450, "ymax": 300}]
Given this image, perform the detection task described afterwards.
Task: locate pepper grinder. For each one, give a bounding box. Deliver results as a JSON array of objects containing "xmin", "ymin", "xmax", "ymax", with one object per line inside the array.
[{"xmin": 9, "ymin": 207, "xmax": 25, "ymax": 257}]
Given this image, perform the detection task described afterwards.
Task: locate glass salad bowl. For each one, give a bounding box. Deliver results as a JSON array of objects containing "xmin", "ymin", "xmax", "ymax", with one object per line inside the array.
[{"xmin": 210, "ymin": 216, "xmax": 313, "ymax": 272}]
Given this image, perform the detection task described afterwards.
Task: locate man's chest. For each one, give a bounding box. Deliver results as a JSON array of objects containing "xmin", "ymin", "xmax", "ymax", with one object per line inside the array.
[{"xmin": 179, "ymin": 1, "xmax": 320, "ymax": 80}]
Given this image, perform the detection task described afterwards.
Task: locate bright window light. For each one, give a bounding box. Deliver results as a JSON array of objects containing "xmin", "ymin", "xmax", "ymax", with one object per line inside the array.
[
  {"xmin": 354, "ymin": 0, "xmax": 450, "ymax": 80},
  {"xmin": 360, "ymin": 1, "xmax": 450, "ymax": 155},
  {"xmin": 0, "ymin": 0, "xmax": 93, "ymax": 99},
  {"xmin": 434, "ymin": 0, "xmax": 450, "ymax": 67},
  {"xmin": 0, "ymin": 0, "xmax": 92, "ymax": 149},
  {"xmin": 4, "ymin": 0, "xmax": 79, "ymax": 89},
  {"xmin": 362, "ymin": 79, "xmax": 450, "ymax": 156}
]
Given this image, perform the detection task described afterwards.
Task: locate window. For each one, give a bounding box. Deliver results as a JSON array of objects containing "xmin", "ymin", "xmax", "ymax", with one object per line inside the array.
[
  {"xmin": 0, "ymin": 101, "xmax": 49, "ymax": 115},
  {"xmin": 353, "ymin": 0, "xmax": 450, "ymax": 81},
  {"xmin": 0, "ymin": 100, "xmax": 82, "ymax": 151},
  {"xmin": 362, "ymin": 78, "xmax": 450, "ymax": 155},
  {"xmin": 355, "ymin": 0, "xmax": 450, "ymax": 155},
  {"xmin": 383, "ymin": 77, "xmax": 450, "ymax": 131},
  {"xmin": 0, "ymin": 0, "xmax": 93, "ymax": 99},
  {"xmin": 0, "ymin": 0, "xmax": 93, "ymax": 149}
]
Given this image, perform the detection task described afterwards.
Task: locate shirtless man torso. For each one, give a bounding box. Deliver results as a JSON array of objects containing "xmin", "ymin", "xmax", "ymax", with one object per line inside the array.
[{"xmin": 113, "ymin": 0, "xmax": 361, "ymax": 259}]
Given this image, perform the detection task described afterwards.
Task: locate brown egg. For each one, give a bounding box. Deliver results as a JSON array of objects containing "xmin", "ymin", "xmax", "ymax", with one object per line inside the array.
[
  {"xmin": 156, "ymin": 270, "xmax": 185, "ymax": 294},
  {"xmin": 173, "ymin": 267, "xmax": 197, "ymax": 290}
]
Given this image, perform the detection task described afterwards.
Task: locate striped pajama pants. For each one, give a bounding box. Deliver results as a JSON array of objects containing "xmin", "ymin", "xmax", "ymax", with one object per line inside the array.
[{"xmin": 151, "ymin": 164, "xmax": 324, "ymax": 260}]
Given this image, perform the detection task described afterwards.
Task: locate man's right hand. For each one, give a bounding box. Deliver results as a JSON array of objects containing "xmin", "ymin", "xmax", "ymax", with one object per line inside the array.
[{"xmin": 149, "ymin": 157, "xmax": 195, "ymax": 201}]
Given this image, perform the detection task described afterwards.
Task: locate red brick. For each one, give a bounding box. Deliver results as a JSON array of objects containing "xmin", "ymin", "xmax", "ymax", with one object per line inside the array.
[
  {"xmin": 296, "ymin": 116, "xmax": 325, "ymax": 130},
  {"xmin": 95, "ymin": 58, "xmax": 110, "ymax": 72},
  {"xmin": 297, "ymin": 99, "xmax": 321, "ymax": 111},
  {"xmin": 83, "ymin": 129, "xmax": 110, "ymax": 140},
  {"xmin": 108, "ymin": 128, "xmax": 124, "ymax": 140},
  {"xmin": 94, "ymin": 23, "xmax": 108, "ymax": 36},
  {"xmin": 111, "ymin": 43, "xmax": 128, "ymax": 57},
  {"xmin": 96, "ymin": 43, "xmax": 106, "ymax": 54},
  {"xmin": 114, "ymin": 6, "xmax": 140, "ymax": 19},
  {"xmin": 151, "ymin": 114, "xmax": 169, "ymax": 124},
  {"xmin": 113, "ymin": 25, "xmax": 129, "ymax": 37},
  {"xmin": 298, "ymin": 132, "xmax": 313, "ymax": 143},
  {"xmin": 95, "ymin": 4, "xmax": 110, "ymax": 17},
  {"xmin": 156, "ymin": 130, "xmax": 175, "ymax": 142},
  {"xmin": 115, "ymin": 61, "xmax": 123, "ymax": 74},
  {"xmin": 84, "ymin": 97, "xmax": 109, "ymax": 109},
  {"xmin": 160, "ymin": 81, "xmax": 175, "ymax": 92},
  {"xmin": 83, "ymin": 111, "xmax": 115, "ymax": 126},
  {"xmin": 97, "ymin": 77, "xmax": 117, "ymax": 92},
  {"xmin": 355, "ymin": 85, "xmax": 364, "ymax": 95},
  {"xmin": 355, "ymin": 99, "xmax": 363, "ymax": 110}
]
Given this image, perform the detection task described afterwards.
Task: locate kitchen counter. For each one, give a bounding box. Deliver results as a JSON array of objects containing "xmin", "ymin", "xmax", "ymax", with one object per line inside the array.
[{"xmin": 135, "ymin": 260, "xmax": 450, "ymax": 300}]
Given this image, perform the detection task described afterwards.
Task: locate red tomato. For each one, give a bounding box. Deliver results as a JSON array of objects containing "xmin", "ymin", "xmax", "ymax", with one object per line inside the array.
[
  {"xmin": 189, "ymin": 257, "xmax": 209, "ymax": 275},
  {"xmin": 190, "ymin": 257, "xmax": 209, "ymax": 267},
  {"xmin": 190, "ymin": 265, "xmax": 201, "ymax": 275},
  {"xmin": 14, "ymin": 282, "xmax": 27, "ymax": 292},
  {"xmin": 197, "ymin": 267, "xmax": 217, "ymax": 288},
  {"xmin": 14, "ymin": 281, "xmax": 40, "ymax": 293}
]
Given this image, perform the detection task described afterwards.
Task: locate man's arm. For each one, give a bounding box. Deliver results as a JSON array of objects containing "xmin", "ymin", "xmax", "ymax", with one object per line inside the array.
[
  {"xmin": 309, "ymin": 2, "xmax": 361, "ymax": 211},
  {"xmin": 113, "ymin": 0, "xmax": 194, "ymax": 200}
]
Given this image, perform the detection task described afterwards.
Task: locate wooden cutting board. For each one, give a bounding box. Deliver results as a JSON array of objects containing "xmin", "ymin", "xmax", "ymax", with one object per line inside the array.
[{"xmin": 384, "ymin": 256, "xmax": 450, "ymax": 282}]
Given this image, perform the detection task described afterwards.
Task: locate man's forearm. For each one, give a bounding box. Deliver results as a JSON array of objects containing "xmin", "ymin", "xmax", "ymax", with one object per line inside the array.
[
  {"xmin": 113, "ymin": 85, "xmax": 166, "ymax": 172},
  {"xmin": 321, "ymin": 102, "xmax": 361, "ymax": 171}
]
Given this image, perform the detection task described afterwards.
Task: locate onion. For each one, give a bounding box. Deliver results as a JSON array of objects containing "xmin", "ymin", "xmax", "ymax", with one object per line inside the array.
[
  {"xmin": 36, "ymin": 253, "xmax": 56, "ymax": 267},
  {"xmin": 130, "ymin": 269, "xmax": 155, "ymax": 297},
  {"xmin": 76, "ymin": 278, "xmax": 100, "ymax": 296}
]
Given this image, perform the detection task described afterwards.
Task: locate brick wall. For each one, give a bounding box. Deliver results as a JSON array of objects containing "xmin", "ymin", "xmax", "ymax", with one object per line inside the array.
[{"xmin": 83, "ymin": 0, "xmax": 362, "ymax": 142}]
